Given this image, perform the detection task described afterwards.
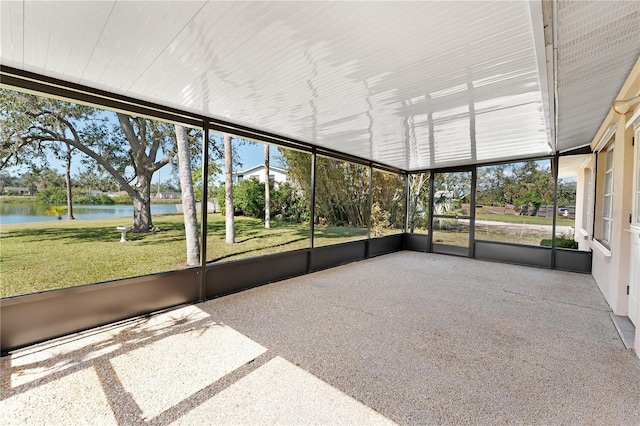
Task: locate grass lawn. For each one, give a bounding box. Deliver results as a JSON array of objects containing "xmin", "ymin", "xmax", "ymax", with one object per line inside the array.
[
  {"xmin": 476, "ymin": 212, "xmax": 575, "ymax": 227},
  {"xmin": 0, "ymin": 213, "xmax": 367, "ymax": 298},
  {"xmin": 0, "ymin": 211, "xmax": 567, "ymax": 298},
  {"xmin": 432, "ymin": 228, "xmax": 549, "ymax": 247}
]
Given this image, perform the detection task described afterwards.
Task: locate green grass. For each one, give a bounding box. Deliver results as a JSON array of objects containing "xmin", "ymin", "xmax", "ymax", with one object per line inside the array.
[
  {"xmin": 0, "ymin": 196, "xmax": 36, "ymax": 203},
  {"xmin": 0, "ymin": 213, "xmax": 370, "ymax": 297},
  {"xmin": 0, "ymin": 211, "xmax": 570, "ymax": 298},
  {"xmin": 476, "ymin": 212, "xmax": 574, "ymax": 227},
  {"xmin": 432, "ymin": 228, "xmax": 549, "ymax": 247}
]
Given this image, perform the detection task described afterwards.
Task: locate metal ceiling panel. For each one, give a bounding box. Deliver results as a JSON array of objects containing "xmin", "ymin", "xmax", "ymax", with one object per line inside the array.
[
  {"xmin": 82, "ymin": 1, "xmax": 207, "ymax": 92},
  {"xmin": 21, "ymin": 1, "xmax": 115, "ymax": 82},
  {"xmin": 131, "ymin": 2, "xmax": 551, "ymax": 170},
  {"xmin": 0, "ymin": 0, "xmax": 24, "ymax": 68},
  {"xmin": 556, "ymin": 1, "xmax": 640, "ymax": 152},
  {"xmin": 1, "ymin": 1, "xmax": 561, "ymax": 171}
]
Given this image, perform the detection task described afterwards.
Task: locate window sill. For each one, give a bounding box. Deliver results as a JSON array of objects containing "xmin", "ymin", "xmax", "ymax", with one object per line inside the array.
[
  {"xmin": 577, "ymin": 228, "xmax": 589, "ymax": 239},
  {"xmin": 590, "ymin": 239, "xmax": 612, "ymax": 258}
]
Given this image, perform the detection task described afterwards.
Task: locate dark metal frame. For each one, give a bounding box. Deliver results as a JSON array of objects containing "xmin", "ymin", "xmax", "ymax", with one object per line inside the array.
[
  {"xmin": 429, "ymin": 168, "xmax": 475, "ymax": 257},
  {"xmin": 0, "ymin": 66, "xmax": 593, "ymax": 355},
  {"xmin": 406, "ymin": 157, "xmax": 592, "ymax": 272},
  {"xmin": 1, "ymin": 268, "xmax": 200, "ymax": 353},
  {"xmin": 1, "ymin": 235, "xmax": 406, "ymax": 354}
]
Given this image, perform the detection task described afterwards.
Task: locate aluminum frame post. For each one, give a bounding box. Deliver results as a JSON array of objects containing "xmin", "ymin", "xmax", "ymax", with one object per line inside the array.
[{"xmin": 199, "ymin": 123, "xmax": 210, "ymax": 302}]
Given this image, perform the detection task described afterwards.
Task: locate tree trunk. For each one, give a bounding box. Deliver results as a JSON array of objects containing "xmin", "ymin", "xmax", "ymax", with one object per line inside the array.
[
  {"xmin": 176, "ymin": 125, "xmax": 200, "ymax": 266},
  {"xmin": 64, "ymin": 143, "xmax": 75, "ymax": 220},
  {"xmin": 410, "ymin": 194, "xmax": 418, "ymax": 233},
  {"xmin": 132, "ymin": 174, "xmax": 153, "ymax": 232},
  {"xmin": 224, "ymin": 134, "xmax": 235, "ymax": 244},
  {"xmin": 264, "ymin": 144, "xmax": 270, "ymax": 229}
]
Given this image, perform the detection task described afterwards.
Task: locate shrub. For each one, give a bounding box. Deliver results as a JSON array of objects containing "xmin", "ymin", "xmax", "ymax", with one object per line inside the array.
[
  {"xmin": 540, "ymin": 237, "xmax": 578, "ymax": 249},
  {"xmin": 94, "ymin": 194, "xmax": 115, "ymax": 205},
  {"xmin": 272, "ymin": 182, "xmax": 309, "ymax": 223},
  {"xmin": 234, "ymin": 178, "xmax": 265, "ymax": 218},
  {"xmin": 37, "ymin": 188, "xmax": 119, "ymax": 205},
  {"xmin": 217, "ymin": 180, "xmax": 310, "ymax": 222},
  {"xmin": 72, "ymin": 192, "xmax": 116, "ymax": 205},
  {"xmin": 110, "ymin": 194, "xmax": 132, "ymax": 204},
  {"xmin": 370, "ymin": 202, "xmax": 391, "ymax": 236},
  {"xmin": 44, "ymin": 205, "xmax": 66, "ymax": 219},
  {"xmin": 35, "ymin": 187, "xmax": 67, "ymax": 204}
]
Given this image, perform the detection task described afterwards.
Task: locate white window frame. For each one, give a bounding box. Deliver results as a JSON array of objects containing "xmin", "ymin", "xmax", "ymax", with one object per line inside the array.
[{"xmin": 601, "ymin": 146, "xmax": 614, "ymax": 246}]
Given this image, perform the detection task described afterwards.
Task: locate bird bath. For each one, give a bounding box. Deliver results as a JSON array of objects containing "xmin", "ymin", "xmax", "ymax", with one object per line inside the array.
[{"xmin": 116, "ymin": 226, "xmax": 132, "ymax": 242}]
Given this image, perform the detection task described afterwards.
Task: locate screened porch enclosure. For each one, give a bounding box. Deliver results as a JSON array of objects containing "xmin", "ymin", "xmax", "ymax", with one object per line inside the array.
[
  {"xmin": 1, "ymin": 0, "xmax": 639, "ymax": 365},
  {"xmin": 0, "ymin": 70, "xmax": 591, "ymax": 353}
]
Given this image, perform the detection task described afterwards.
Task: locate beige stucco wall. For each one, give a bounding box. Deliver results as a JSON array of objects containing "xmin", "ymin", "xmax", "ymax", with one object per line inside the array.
[
  {"xmin": 573, "ymin": 157, "xmax": 594, "ymax": 252},
  {"xmin": 587, "ymin": 56, "xmax": 639, "ymax": 357},
  {"xmin": 591, "ymin": 120, "xmax": 634, "ymax": 315}
]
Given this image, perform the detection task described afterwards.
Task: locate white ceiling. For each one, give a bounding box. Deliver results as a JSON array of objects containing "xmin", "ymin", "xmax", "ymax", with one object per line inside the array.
[
  {"xmin": 1, "ymin": 1, "xmax": 638, "ymax": 171},
  {"xmin": 555, "ymin": 0, "xmax": 640, "ymax": 153}
]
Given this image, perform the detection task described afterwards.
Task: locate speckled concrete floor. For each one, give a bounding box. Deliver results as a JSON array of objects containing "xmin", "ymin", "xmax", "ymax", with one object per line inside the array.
[{"xmin": 2, "ymin": 252, "xmax": 639, "ymax": 425}]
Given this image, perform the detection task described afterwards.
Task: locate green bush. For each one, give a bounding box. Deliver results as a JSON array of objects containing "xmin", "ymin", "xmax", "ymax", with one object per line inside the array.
[
  {"xmin": 370, "ymin": 202, "xmax": 391, "ymax": 236},
  {"xmin": 216, "ymin": 180, "xmax": 310, "ymax": 222},
  {"xmin": 35, "ymin": 187, "xmax": 67, "ymax": 204},
  {"xmin": 216, "ymin": 179, "xmax": 264, "ymax": 217},
  {"xmin": 234, "ymin": 178, "xmax": 265, "ymax": 218},
  {"xmin": 73, "ymin": 192, "xmax": 115, "ymax": 205},
  {"xmin": 94, "ymin": 193, "xmax": 115, "ymax": 205},
  {"xmin": 540, "ymin": 237, "xmax": 578, "ymax": 249},
  {"xmin": 272, "ymin": 182, "xmax": 309, "ymax": 223},
  {"xmin": 36, "ymin": 187, "xmax": 120, "ymax": 205},
  {"xmin": 216, "ymin": 186, "xmax": 226, "ymax": 214},
  {"xmin": 110, "ymin": 194, "xmax": 132, "ymax": 204}
]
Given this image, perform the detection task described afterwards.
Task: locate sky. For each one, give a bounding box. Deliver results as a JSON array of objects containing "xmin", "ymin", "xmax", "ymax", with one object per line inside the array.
[
  {"xmin": 5, "ymin": 129, "xmax": 284, "ymax": 189},
  {"xmin": 2, "ymin": 99, "xmax": 285, "ymax": 188}
]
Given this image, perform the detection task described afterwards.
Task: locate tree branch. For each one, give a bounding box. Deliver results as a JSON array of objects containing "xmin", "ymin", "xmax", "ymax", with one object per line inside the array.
[
  {"xmin": 26, "ymin": 127, "xmax": 135, "ymax": 196},
  {"xmin": 116, "ymin": 113, "xmax": 142, "ymax": 154}
]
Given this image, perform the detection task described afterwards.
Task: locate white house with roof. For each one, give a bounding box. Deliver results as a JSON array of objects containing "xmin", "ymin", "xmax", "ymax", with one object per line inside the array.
[{"xmin": 232, "ymin": 164, "xmax": 288, "ymax": 185}]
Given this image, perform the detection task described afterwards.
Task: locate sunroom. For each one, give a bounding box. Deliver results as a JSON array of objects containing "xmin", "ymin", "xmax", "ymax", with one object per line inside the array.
[{"xmin": 1, "ymin": 1, "xmax": 639, "ymax": 423}]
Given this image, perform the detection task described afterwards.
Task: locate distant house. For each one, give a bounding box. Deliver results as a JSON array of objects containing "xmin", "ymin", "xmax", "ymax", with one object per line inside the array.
[
  {"xmin": 2, "ymin": 187, "xmax": 32, "ymax": 196},
  {"xmin": 107, "ymin": 191, "xmax": 129, "ymax": 198},
  {"xmin": 232, "ymin": 164, "xmax": 288, "ymax": 185},
  {"xmin": 154, "ymin": 192, "xmax": 181, "ymax": 200}
]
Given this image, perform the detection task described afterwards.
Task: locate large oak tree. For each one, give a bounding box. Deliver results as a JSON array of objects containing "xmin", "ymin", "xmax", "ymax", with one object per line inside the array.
[{"xmin": 1, "ymin": 89, "xmax": 181, "ymax": 232}]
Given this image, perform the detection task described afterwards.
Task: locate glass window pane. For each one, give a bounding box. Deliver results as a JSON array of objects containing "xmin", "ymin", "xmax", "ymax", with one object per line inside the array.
[
  {"xmin": 432, "ymin": 171, "xmax": 471, "ymax": 249},
  {"xmin": 602, "ymin": 220, "xmax": 611, "ymax": 244},
  {"xmin": 555, "ymin": 157, "xmax": 581, "ymax": 250},
  {"xmin": 476, "ymin": 160, "xmax": 554, "ymax": 246},
  {"xmin": 0, "ymin": 88, "xmax": 203, "ymax": 297},
  {"xmin": 408, "ymin": 172, "xmax": 430, "ymax": 234},
  {"xmin": 599, "ymin": 146, "xmax": 614, "ymax": 246},
  {"xmin": 371, "ymin": 169, "xmax": 405, "ymax": 236},
  {"xmin": 205, "ymin": 137, "xmax": 311, "ymax": 263},
  {"xmin": 603, "ymin": 195, "xmax": 612, "ymax": 218},
  {"xmin": 605, "ymin": 149, "xmax": 614, "ymax": 170},
  {"xmin": 604, "ymin": 171, "xmax": 614, "ymax": 194},
  {"xmin": 313, "ymin": 156, "xmax": 368, "ymax": 247}
]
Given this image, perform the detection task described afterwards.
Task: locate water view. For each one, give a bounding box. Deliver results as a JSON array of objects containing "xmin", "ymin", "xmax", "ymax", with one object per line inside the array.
[{"xmin": 0, "ymin": 203, "xmax": 180, "ymax": 225}]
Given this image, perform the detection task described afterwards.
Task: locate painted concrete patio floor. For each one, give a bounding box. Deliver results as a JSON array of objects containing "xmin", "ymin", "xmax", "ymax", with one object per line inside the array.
[{"xmin": 2, "ymin": 251, "xmax": 639, "ymax": 425}]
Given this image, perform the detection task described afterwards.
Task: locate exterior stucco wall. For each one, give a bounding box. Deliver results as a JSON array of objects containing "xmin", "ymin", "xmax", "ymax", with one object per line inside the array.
[
  {"xmin": 234, "ymin": 165, "xmax": 288, "ymax": 184},
  {"xmin": 244, "ymin": 168, "xmax": 287, "ymax": 184},
  {"xmin": 591, "ymin": 121, "xmax": 634, "ymax": 315},
  {"xmin": 573, "ymin": 157, "xmax": 594, "ymax": 251},
  {"xmin": 586, "ymin": 56, "xmax": 639, "ymax": 357}
]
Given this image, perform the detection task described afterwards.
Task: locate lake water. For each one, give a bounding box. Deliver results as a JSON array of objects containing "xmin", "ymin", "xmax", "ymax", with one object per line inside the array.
[{"xmin": 0, "ymin": 203, "xmax": 180, "ymax": 225}]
